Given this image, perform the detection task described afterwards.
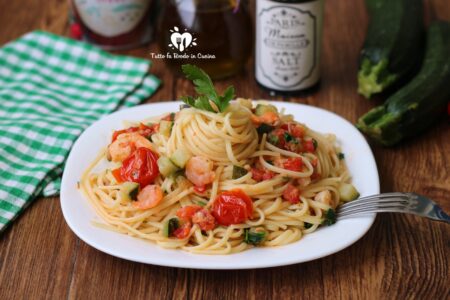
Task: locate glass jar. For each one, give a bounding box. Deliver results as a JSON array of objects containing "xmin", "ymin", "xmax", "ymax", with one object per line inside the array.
[
  {"xmin": 69, "ymin": 0, "xmax": 158, "ymax": 50},
  {"xmin": 157, "ymin": 0, "xmax": 253, "ymax": 79}
]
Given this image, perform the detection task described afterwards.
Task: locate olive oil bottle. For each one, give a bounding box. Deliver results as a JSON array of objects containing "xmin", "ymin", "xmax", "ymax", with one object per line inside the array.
[
  {"xmin": 158, "ymin": 0, "xmax": 252, "ymax": 79},
  {"xmin": 255, "ymin": 0, "xmax": 324, "ymax": 95}
]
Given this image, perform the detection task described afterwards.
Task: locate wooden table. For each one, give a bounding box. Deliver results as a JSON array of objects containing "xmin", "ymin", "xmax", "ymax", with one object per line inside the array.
[{"xmin": 0, "ymin": 0, "xmax": 449, "ymax": 299}]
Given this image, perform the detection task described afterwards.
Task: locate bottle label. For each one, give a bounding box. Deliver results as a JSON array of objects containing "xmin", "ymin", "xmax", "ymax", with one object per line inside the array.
[
  {"xmin": 256, "ymin": 0, "xmax": 323, "ymax": 91},
  {"xmin": 73, "ymin": 0, "xmax": 150, "ymax": 37}
]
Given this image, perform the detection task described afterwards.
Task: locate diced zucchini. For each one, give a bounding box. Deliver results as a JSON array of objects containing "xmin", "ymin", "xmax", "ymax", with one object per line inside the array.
[
  {"xmin": 162, "ymin": 218, "xmax": 180, "ymax": 237},
  {"xmin": 159, "ymin": 120, "xmax": 173, "ymax": 137},
  {"xmin": 170, "ymin": 149, "xmax": 191, "ymax": 168},
  {"xmin": 339, "ymin": 183, "xmax": 360, "ymax": 202},
  {"xmin": 120, "ymin": 182, "xmax": 140, "ymax": 201},
  {"xmin": 255, "ymin": 104, "xmax": 277, "ymax": 116},
  {"xmin": 244, "ymin": 227, "xmax": 267, "ymax": 245},
  {"xmin": 157, "ymin": 156, "xmax": 180, "ymax": 177},
  {"xmin": 232, "ymin": 165, "xmax": 248, "ymax": 179}
]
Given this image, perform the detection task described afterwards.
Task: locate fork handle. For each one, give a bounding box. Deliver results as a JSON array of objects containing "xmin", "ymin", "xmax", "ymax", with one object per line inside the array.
[{"xmin": 431, "ymin": 205, "xmax": 450, "ymax": 223}]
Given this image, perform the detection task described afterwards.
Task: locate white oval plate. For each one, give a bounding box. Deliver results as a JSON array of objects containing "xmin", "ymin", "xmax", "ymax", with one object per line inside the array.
[{"xmin": 61, "ymin": 101, "xmax": 379, "ymax": 269}]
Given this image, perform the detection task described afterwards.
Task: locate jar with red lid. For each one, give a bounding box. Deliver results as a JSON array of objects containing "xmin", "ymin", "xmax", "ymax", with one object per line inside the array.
[{"xmin": 69, "ymin": 0, "xmax": 158, "ymax": 50}]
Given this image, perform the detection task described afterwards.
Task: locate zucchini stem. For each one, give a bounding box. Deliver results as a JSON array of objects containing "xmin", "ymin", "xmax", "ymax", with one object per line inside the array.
[
  {"xmin": 357, "ymin": 58, "xmax": 397, "ymax": 99},
  {"xmin": 356, "ymin": 106, "xmax": 402, "ymax": 146}
]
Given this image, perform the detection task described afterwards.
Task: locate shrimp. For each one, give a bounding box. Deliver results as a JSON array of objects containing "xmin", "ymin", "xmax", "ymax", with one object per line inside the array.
[
  {"xmin": 133, "ymin": 185, "xmax": 163, "ymax": 210},
  {"xmin": 185, "ymin": 156, "xmax": 215, "ymax": 187},
  {"xmin": 250, "ymin": 111, "xmax": 280, "ymax": 126},
  {"xmin": 108, "ymin": 132, "xmax": 153, "ymax": 162},
  {"xmin": 314, "ymin": 190, "xmax": 336, "ymax": 208}
]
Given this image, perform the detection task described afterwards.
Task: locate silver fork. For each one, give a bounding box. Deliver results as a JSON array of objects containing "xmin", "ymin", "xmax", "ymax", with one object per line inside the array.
[{"xmin": 337, "ymin": 192, "xmax": 450, "ymax": 223}]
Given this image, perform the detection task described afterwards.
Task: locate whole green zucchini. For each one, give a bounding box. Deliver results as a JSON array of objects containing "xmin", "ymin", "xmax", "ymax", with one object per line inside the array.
[
  {"xmin": 357, "ymin": 0, "xmax": 424, "ymax": 99},
  {"xmin": 356, "ymin": 21, "xmax": 450, "ymax": 146}
]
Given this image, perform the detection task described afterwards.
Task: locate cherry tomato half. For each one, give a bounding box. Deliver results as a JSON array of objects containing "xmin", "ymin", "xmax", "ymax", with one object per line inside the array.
[
  {"xmin": 268, "ymin": 128, "xmax": 287, "ymax": 148},
  {"xmin": 282, "ymin": 183, "xmax": 300, "ymax": 204},
  {"xmin": 251, "ymin": 168, "xmax": 275, "ymax": 182},
  {"xmin": 281, "ymin": 123, "xmax": 305, "ymax": 138},
  {"xmin": 111, "ymin": 168, "xmax": 125, "ymax": 184},
  {"xmin": 176, "ymin": 205, "xmax": 203, "ymax": 222},
  {"xmin": 173, "ymin": 222, "xmax": 191, "ymax": 239},
  {"xmin": 303, "ymin": 140, "xmax": 316, "ymax": 153},
  {"xmin": 120, "ymin": 147, "xmax": 159, "ymax": 188},
  {"xmin": 112, "ymin": 123, "xmax": 157, "ymax": 142},
  {"xmin": 283, "ymin": 157, "xmax": 303, "ymax": 172},
  {"xmin": 212, "ymin": 189, "xmax": 253, "ymax": 226}
]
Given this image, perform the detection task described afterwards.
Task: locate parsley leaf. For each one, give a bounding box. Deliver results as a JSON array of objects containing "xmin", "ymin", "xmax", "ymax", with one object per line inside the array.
[
  {"xmin": 322, "ymin": 209, "xmax": 336, "ymax": 226},
  {"xmin": 256, "ymin": 123, "xmax": 274, "ymax": 135},
  {"xmin": 284, "ymin": 132, "xmax": 293, "ymax": 142},
  {"xmin": 268, "ymin": 134, "xmax": 279, "ymax": 145},
  {"xmin": 181, "ymin": 64, "xmax": 235, "ymax": 113},
  {"xmin": 244, "ymin": 228, "xmax": 266, "ymax": 245},
  {"xmin": 232, "ymin": 165, "xmax": 248, "ymax": 179},
  {"xmin": 194, "ymin": 200, "xmax": 207, "ymax": 207},
  {"xmin": 338, "ymin": 152, "xmax": 345, "ymax": 160}
]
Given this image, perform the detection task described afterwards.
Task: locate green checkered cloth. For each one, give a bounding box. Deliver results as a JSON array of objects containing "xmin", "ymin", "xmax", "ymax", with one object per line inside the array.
[{"xmin": 0, "ymin": 30, "xmax": 160, "ymax": 232}]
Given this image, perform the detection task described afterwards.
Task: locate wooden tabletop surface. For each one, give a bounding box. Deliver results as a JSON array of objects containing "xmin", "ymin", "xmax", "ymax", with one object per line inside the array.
[{"xmin": 1, "ymin": 0, "xmax": 449, "ymax": 299}]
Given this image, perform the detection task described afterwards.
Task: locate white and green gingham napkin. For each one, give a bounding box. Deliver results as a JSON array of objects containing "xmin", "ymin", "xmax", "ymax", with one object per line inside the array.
[{"xmin": 0, "ymin": 31, "xmax": 160, "ymax": 232}]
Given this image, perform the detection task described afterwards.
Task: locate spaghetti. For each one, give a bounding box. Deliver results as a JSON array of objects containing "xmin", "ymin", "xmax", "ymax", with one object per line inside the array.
[{"xmin": 80, "ymin": 99, "xmax": 359, "ymax": 254}]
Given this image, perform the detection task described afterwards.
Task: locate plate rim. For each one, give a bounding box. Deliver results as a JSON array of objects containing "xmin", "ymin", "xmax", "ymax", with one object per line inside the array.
[{"xmin": 61, "ymin": 101, "xmax": 379, "ymax": 269}]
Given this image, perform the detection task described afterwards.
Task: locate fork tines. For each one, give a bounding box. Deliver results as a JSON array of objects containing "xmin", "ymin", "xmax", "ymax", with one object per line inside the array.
[{"xmin": 337, "ymin": 193, "xmax": 416, "ymax": 217}]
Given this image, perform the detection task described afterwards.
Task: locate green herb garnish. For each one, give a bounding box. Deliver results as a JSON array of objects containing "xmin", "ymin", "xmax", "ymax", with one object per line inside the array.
[
  {"xmin": 129, "ymin": 186, "xmax": 139, "ymax": 201},
  {"xmin": 244, "ymin": 228, "xmax": 267, "ymax": 245},
  {"xmin": 284, "ymin": 132, "xmax": 299, "ymax": 144},
  {"xmin": 312, "ymin": 139, "xmax": 318, "ymax": 149},
  {"xmin": 304, "ymin": 222, "xmax": 313, "ymax": 229},
  {"xmin": 284, "ymin": 132, "xmax": 293, "ymax": 142},
  {"xmin": 171, "ymin": 170, "xmax": 185, "ymax": 179},
  {"xmin": 232, "ymin": 165, "xmax": 248, "ymax": 179},
  {"xmin": 181, "ymin": 64, "xmax": 235, "ymax": 113},
  {"xmin": 268, "ymin": 134, "xmax": 279, "ymax": 145},
  {"xmin": 338, "ymin": 153, "xmax": 345, "ymax": 160},
  {"xmin": 322, "ymin": 209, "xmax": 336, "ymax": 226},
  {"xmin": 257, "ymin": 123, "xmax": 275, "ymax": 135},
  {"xmin": 194, "ymin": 200, "xmax": 207, "ymax": 207}
]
